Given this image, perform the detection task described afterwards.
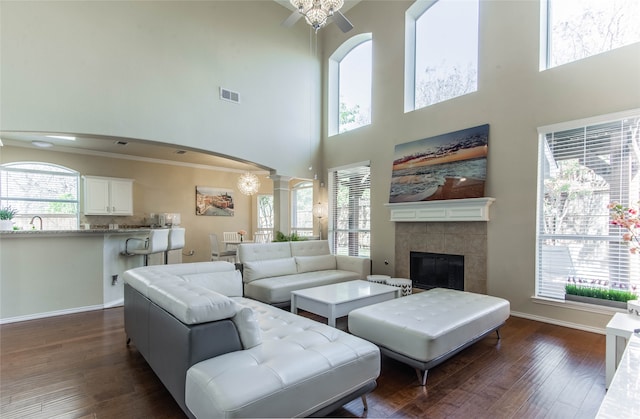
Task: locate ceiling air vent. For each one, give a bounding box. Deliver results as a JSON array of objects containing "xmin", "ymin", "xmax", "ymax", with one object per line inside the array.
[{"xmin": 220, "ymin": 87, "xmax": 240, "ymax": 104}]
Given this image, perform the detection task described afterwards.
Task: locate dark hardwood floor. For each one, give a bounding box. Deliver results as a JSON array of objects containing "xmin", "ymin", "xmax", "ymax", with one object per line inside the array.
[{"xmin": 1, "ymin": 307, "xmax": 606, "ymax": 419}]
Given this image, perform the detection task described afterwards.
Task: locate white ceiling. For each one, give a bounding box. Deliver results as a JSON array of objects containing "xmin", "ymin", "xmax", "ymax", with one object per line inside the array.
[{"xmin": 0, "ymin": 1, "xmax": 362, "ymax": 173}]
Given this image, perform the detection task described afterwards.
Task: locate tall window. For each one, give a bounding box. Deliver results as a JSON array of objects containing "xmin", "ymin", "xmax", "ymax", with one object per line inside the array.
[
  {"xmin": 328, "ymin": 33, "xmax": 373, "ymax": 136},
  {"xmin": 1, "ymin": 162, "xmax": 79, "ymax": 230},
  {"xmin": 291, "ymin": 181, "xmax": 313, "ymax": 237},
  {"xmin": 328, "ymin": 162, "xmax": 370, "ymax": 257},
  {"xmin": 256, "ymin": 194, "xmax": 274, "ymax": 234},
  {"xmin": 405, "ymin": 0, "xmax": 479, "ymax": 112},
  {"xmin": 536, "ymin": 111, "xmax": 640, "ymax": 301},
  {"xmin": 542, "ymin": 0, "xmax": 640, "ymax": 69}
]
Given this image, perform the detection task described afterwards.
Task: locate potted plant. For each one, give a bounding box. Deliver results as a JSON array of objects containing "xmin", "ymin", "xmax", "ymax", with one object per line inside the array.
[
  {"xmin": 0, "ymin": 206, "xmax": 18, "ymax": 231},
  {"xmin": 565, "ymin": 283, "xmax": 637, "ymax": 309}
]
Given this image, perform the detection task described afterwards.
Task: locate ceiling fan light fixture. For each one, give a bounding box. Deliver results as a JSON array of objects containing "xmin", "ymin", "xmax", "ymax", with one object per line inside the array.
[
  {"xmin": 321, "ymin": 0, "xmax": 344, "ymax": 15},
  {"xmin": 290, "ymin": 0, "xmax": 312, "ymax": 13},
  {"xmin": 237, "ymin": 172, "xmax": 261, "ymax": 196},
  {"xmin": 305, "ymin": 8, "xmax": 328, "ymax": 30}
]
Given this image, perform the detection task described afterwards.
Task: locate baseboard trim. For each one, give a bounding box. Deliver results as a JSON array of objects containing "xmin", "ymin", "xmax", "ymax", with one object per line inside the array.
[
  {"xmin": 510, "ymin": 310, "xmax": 605, "ymax": 335},
  {"xmin": 0, "ymin": 304, "xmax": 104, "ymax": 324}
]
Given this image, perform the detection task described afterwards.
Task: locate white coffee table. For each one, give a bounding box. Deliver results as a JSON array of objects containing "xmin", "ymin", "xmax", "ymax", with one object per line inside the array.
[{"xmin": 290, "ymin": 280, "xmax": 401, "ymax": 327}]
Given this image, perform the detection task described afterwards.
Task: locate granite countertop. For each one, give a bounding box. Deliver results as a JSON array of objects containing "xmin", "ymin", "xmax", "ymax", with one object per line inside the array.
[{"xmin": 0, "ymin": 228, "xmax": 153, "ymax": 237}]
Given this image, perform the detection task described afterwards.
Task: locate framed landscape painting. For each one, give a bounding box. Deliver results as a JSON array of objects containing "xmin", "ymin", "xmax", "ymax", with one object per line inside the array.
[
  {"xmin": 389, "ymin": 124, "xmax": 489, "ymax": 202},
  {"xmin": 195, "ymin": 186, "xmax": 234, "ymax": 216}
]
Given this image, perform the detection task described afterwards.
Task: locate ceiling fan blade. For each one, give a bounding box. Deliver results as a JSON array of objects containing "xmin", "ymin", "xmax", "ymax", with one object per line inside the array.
[
  {"xmin": 332, "ymin": 10, "xmax": 354, "ymax": 33},
  {"xmin": 282, "ymin": 11, "xmax": 302, "ymax": 28}
]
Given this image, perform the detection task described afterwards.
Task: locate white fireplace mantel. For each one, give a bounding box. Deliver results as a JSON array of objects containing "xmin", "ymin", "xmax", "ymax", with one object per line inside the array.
[{"xmin": 385, "ymin": 197, "xmax": 495, "ymax": 222}]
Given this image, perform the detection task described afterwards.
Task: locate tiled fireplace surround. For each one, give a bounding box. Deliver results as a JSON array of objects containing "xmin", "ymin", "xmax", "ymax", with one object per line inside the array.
[{"xmin": 394, "ymin": 221, "xmax": 488, "ymax": 295}]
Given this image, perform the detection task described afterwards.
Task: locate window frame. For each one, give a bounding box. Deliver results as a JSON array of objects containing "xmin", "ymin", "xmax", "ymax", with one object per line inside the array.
[
  {"xmin": 291, "ymin": 181, "xmax": 314, "ymax": 237},
  {"xmin": 541, "ymin": 0, "xmax": 640, "ymax": 70},
  {"xmin": 535, "ymin": 109, "xmax": 640, "ymax": 301},
  {"xmin": 405, "ymin": 0, "xmax": 479, "ymax": 112},
  {"xmin": 0, "ymin": 162, "xmax": 80, "ymax": 230},
  {"xmin": 328, "ymin": 33, "xmax": 373, "ymax": 137},
  {"xmin": 328, "ymin": 161, "xmax": 371, "ymax": 257}
]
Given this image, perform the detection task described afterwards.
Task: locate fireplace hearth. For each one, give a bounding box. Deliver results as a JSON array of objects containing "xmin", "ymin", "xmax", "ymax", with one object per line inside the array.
[{"xmin": 411, "ymin": 251, "xmax": 464, "ymax": 291}]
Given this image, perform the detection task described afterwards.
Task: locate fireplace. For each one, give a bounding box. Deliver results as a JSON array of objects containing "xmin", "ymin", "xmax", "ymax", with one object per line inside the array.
[
  {"xmin": 411, "ymin": 251, "xmax": 464, "ymax": 291},
  {"xmin": 394, "ymin": 221, "xmax": 487, "ymax": 294}
]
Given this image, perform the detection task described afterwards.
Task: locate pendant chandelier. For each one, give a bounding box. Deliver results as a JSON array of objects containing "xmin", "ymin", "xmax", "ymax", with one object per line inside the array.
[
  {"xmin": 290, "ymin": 0, "xmax": 345, "ymax": 31},
  {"xmin": 237, "ymin": 172, "xmax": 261, "ymax": 196}
]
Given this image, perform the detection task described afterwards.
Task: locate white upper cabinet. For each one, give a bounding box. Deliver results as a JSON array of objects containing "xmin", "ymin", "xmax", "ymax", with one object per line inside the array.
[{"xmin": 83, "ymin": 176, "xmax": 133, "ymax": 216}]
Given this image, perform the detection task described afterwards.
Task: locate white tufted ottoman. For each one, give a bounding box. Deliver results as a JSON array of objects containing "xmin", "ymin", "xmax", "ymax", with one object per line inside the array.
[
  {"xmin": 384, "ymin": 278, "xmax": 412, "ymax": 296},
  {"xmin": 348, "ymin": 288, "xmax": 510, "ymax": 386}
]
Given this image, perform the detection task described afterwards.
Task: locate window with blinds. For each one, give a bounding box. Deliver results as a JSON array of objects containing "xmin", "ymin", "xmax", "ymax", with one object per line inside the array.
[
  {"xmin": 328, "ymin": 162, "xmax": 370, "ymax": 257},
  {"xmin": 0, "ymin": 162, "xmax": 79, "ymax": 230},
  {"xmin": 536, "ymin": 111, "xmax": 640, "ymax": 300}
]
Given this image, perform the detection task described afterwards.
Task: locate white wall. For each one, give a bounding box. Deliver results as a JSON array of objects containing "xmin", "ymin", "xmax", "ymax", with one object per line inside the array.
[
  {"xmin": 320, "ymin": 0, "xmax": 640, "ymax": 330},
  {"xmin": 0, "ymin": 0, "xmax": 321, "ymax": 178}
]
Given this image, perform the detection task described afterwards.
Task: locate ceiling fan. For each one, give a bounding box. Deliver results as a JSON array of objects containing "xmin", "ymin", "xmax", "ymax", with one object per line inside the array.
[{"xmin": 282, "ymin": 0, "xmax": 354, "ymax": 33}]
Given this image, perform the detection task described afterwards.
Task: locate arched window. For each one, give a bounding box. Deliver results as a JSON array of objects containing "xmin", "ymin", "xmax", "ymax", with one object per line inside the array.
[
  {"xmin": 328, "ymin": 33, "xmax": 373, "ymax": 136},
  {"xmin": 0, "ymin": 162, "xmax": 80, "ymax": 230},
  {"xmin": 405, "ymin": 0, "xmax": 479, "ymax": 112}
]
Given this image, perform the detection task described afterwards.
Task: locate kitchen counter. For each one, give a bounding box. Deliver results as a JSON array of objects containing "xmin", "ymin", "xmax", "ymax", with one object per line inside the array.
[
  {"xmin": 0, "ymin": 228, "xmax": 171, "ymax": 322},
  {"xmin": 0, "ymin": 228, "xmax": 152, "ymax": 238}
]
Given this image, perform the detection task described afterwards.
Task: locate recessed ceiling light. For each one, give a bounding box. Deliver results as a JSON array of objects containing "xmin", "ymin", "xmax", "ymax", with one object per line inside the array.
[
  {"xmin": 46, "ymin": 135, "xmax": 76, "ymax": 141},
  {"xmin": 176, "ymin": 150, "xmax": 187, "ymax": 155},
  {"xmin": 32, "ymin": 140, "xmax": 54, "ymax": 148},
  {"xmin": 114, "ymin": 141, "xmax": 129, "ymax": 146}
]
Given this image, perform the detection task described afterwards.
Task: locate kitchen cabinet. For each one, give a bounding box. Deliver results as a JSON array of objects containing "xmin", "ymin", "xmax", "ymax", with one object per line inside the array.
[{"xmin": 83, "ymin": 176, "xmax": 133, "ymax": 215}]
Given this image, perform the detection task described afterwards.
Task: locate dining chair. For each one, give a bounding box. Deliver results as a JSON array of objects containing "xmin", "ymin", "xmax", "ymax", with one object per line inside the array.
[
  {"xmin": 165, "ymin": 227, "xmax": 186, "ymax": 264},
  {"xmin": 253, "ymin": 231, "xmax": 272, "ymax": 243},
  {"xmin": 210, "ymin": 233, "xmax": 237, "ymax": 262},
  {"xmin": 123, "ymin": 229, "xmax": 170, "ymax": 266},
  {"xmin": 223, "ymin": 231, "xmax": 240, "ymax": 242}
]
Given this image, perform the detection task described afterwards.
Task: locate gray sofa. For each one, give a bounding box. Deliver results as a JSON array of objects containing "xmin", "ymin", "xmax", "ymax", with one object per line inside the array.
[
  {"xmin": 238, "ymin": 240, "xmax": 371, "ymax": 305},
  {"xmin": 123, "ymin": 261, "xmax": 380, "ymax": 418}
]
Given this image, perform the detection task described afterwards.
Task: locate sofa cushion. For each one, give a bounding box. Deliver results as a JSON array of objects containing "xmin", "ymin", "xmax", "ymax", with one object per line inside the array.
[
  {"xmin": 238, "ymin": 242, "xmax": 292, "ymax": 263},
  {"xmin": 181, "ymin": 270, "xmax": 243, "ymax": 297},
  {"xmin": 232, "ymin": 307, "xmax": 262, "ymax": 349},
  {"xmin": 295, "ymin": 254, "xmax": 336, "ymax": 273},
  {"xmin": 186, "ymin": 297, "xmax": 380, "ymax": 418},
  {"xmin": 242, "ymin": 258, "xmax": 298, "ymax": 283},
  {"xmin": 243, "ymin": 270, "xmax": 361, "ymax": 304},
  {"xmin": 123, "ymin": 261, "xmax": 236, "ymax": 298},
  {"xmin": 289, "ymin": 240, "xmax": 331, "ymax": 257},
  {"xmin": 147, "ymin": 281, "xmax": 239, "ymax": 325}
]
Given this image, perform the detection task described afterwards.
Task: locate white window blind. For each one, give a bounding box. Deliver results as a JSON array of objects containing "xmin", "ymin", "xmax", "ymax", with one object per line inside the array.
[
  {"xmin": 536, "ymin": 111, "xmax": 640, "ymax": 300},
  {"xmin": 1, "ymin": 162, "xmax": 80, "ymax": 230},
  {"xmin": 328, "ymin": 163, "xmax": 371, "ymax": 257}
]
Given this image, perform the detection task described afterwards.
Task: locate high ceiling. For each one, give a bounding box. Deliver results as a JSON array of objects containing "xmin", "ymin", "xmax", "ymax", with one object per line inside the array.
[{"xmin": 0, "ymin": 1, "xmax": 362, "ymax": 173}]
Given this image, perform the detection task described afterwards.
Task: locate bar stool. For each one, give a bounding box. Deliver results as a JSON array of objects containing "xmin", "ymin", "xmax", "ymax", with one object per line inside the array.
[
  {"xmin": 165, "ymin": 227, "xmax": 185, "ymax": 264},
  {"xmin": 123, "ymin": 229, "xmax": 170, "ymax": 266}
]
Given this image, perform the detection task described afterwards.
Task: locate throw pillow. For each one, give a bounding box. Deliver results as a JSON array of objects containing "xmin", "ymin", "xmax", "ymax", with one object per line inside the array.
[
  {"xmin": 231, "ymin": 306, "xmax": 262, "ymax": 349},
  {"xmin": 242, "ymin": 257, "xmax": 297, "ymax": 283}
]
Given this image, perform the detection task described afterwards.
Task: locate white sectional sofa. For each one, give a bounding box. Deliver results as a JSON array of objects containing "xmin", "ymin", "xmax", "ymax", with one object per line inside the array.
[
  {"xmin": 238, "ymin": 240, "xmax": 371, "ymax": 306},
  {"xmin": 123, "ymin": 261, "xmax": 380, "ymax": 418}
]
